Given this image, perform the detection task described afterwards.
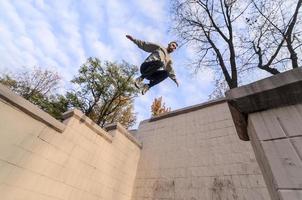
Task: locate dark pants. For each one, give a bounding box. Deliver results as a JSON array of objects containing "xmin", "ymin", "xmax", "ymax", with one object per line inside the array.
[{"xmin": 140, "ymin": 61, "xmax": 168, "ymax": 88}]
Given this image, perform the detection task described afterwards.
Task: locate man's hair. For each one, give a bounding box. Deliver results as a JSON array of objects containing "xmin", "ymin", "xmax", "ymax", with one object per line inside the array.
[{"xmin": 169, "ymin": 41, "xmax": 178, "ymax": 47}]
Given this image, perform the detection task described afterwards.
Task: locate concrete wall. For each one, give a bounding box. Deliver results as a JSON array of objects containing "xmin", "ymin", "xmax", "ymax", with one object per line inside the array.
[
  {"xmin": 226, "ymin": 67, "xmax": 302, "ymax": 200},
  {"xmin": 131, "ymin": 100, "xmax": 270, "ymax": 200},
  {"xmin": 248, "ymin": 104, "xmax": 302, "ymax": 200},
  {"xmin": 5, "ymin": 67, "xmax": 301, "ymax": 200},
  {"xmin": 0, "ymin": 84, "xmax": 141, "ymax": 200}
]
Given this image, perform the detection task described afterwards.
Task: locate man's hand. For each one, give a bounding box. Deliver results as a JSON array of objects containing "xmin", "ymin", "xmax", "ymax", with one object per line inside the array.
[
  {"xmin": 173, "ymin": 79, "xmax": 179, "ymax": 87},
  {"xmin": 126, "ymin": 35, "xmax": 134, "ymax": 41}
]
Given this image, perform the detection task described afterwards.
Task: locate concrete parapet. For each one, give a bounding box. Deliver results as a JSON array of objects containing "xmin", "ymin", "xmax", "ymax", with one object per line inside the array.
[
  {"xmin": 0, "ymin": 84, "xmax": 141, "ymax": 200},
  {"xmin": 105, "ymin": 123, "xmax": 143, "ymax": 149},
  {"xmin": 226, "ymin": 67, "xmax": 302, "ymax": 200},
  {"xmin": 63, "ymin": 109, "xmax": 113, "ymax": 143},
  {"xmin": 0, "ymin": 83, "xmax": 66, "ymax": 132},
  {"xmin": 226, "ymin": 67, "xmax": 302, "ymax": 141},
  {"xmin": 141, "ymin": 98, "xmax": 226, "ymax": 123}
]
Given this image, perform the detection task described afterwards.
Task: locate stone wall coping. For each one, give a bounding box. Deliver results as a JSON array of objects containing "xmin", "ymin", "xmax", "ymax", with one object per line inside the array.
[
  {"xmin": 140, "ymin": 98, "xmax": 226, "ymax": 124},
  {"xmin": 226, "ymin": 67, "xmax": 302, "ymax": 141},
  {"xmin": 0, "ymin": 83, "xmax": 66, "ymax": 133},
  {"xmin": 62, "ymin": 109, "xmax": 113, "ymax": 143},
  {"xmin": 226, "ymin": 67, "xmax": 302, "ymax": 113},
  {"xmin": 105, "ymin": 123, "xmax": 143, "ymax": 149}
]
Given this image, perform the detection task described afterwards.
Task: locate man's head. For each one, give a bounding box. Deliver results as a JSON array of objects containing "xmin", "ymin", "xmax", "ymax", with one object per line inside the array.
[{"xmin": 167, "ymin": 41, "xmax": 178, "ymax": 53}]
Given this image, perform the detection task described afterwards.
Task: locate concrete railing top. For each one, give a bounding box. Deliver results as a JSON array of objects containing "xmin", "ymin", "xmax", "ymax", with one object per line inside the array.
[
  {"xmin": 105, "ymin": 123, "xmax": 143, "ymax": 149},
  {"xmin": 226, "ymin": 67, "xmax": 302, "ymax": 114},
  {"xmin": 0, "ymin": 83, "xmax": 66, "ymax": 133},
  {"xmin": 226, "ymin": 67, "xmax": 302, "ymax": 140},
  {"xmin": 62, "ymin": 109, "xmax": 113, "ymax": 142},
  {"xmin": 0, "ymin": 83, "xmax": 140, "ymax": 148},
  {"xmin": 63, "ymin": 109, "xmax": 142, "ymax": 148},
  {"xmin": 140, "ymin": 98, "xmax": 227, "ymax": 124}
]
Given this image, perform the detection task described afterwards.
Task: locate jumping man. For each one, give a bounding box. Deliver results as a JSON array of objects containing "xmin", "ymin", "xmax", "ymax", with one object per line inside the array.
[{"xmin": 126, "ymin": 35, "xmax": 179, "ymax": 95}]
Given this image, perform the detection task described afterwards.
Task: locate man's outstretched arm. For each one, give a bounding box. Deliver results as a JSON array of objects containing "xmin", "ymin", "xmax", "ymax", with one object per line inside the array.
[{"xmin": 126, "ymin": 34, "xmax": 160, "ymax": 53}]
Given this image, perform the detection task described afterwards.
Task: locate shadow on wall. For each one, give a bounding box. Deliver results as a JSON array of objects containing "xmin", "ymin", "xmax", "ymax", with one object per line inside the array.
[
  {"xmin": 150, "ymin": 177, "xmax": 238, "ymax": 200},
  {"xmin": 211, "ymin": 177, "xmax": 238, "ymax": 200},
  {"xmin": 152, "ymin": 179, "xmax": 175, "ymax": 199}
]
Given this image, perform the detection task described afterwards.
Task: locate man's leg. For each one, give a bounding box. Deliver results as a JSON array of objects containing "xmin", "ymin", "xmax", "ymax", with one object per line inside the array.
[
  {"xmin": 135, "ymin": 60, "xmax": 164, "ymax": 89},
  {"xmin": 141, "ymin": 70, "xmax": 168, "ymax": 95},
  {"xmin": 140, "ymin": 60, "xmax": 164, "ymax": 79},
  {"xmin": 146, "ymin": 70, "xmax": 169, "ymax": 88}
]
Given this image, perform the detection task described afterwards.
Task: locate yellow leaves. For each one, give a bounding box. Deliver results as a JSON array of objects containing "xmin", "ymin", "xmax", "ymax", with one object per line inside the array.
[{"xmin": 151, "ymin": 96, "xmax": 171, "ymax": 117}]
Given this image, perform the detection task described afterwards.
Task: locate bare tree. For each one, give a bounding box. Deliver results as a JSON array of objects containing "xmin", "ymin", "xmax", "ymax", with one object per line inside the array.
[
  {"xmin": 208, "ymin": 78, "xmax": 229, "ymax": 100},
  {"xmin": 0, "ymin": 68, "xmax": 67, "ymax": 119},
  {"xmin": 243, "ymin": 0, "xmax": 302, "ymax": 74},
  {"xmin": 0, "ymin": 67, "xmax": 60, "ymax": 99},
  {"xmin": 171, "ymin": 0, "xmax": 302, "ymax": 93},
  {"xmin": 171, "ymin": 0, "xmax": 253, "ymax": 89}
]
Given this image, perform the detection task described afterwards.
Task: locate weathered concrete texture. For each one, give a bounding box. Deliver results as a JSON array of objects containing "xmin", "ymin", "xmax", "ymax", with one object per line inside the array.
[
  {"xmin": 105, "ymin": 123, "xmax": 143, "ymax": 149},
  {"xmin": 226, "ymin": 67, "xmax": 302, "ymax": 141},
  {"xmin": 248, "ymin": 104, "xmax": 302, "ymax": 200},
  {"xmin": 131, "ymin": 102, "xmax": 270, "ymax": 200},
  {"xmin": 279, "ymin": 190, "xmax": 302, "ymax": 200},
  {"xmin": 0, "ymin": 83, "xmax": 66, "ymax": 132},
  {"xmin": 227, "ymin": 68, "xmax": 302, "ymax": 200},
  {"xmin": 226, "ymin": 67, "xmax": 302, "ymax": 114},
  {"xmin": 0, "ymin": 95, "xmax": 141, "ymax": 200}
]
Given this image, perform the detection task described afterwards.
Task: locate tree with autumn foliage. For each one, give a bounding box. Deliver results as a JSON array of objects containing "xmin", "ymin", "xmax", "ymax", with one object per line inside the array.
[
  {"xmin": 0, "ymin": 58, "xmax": 139, "ymax": 128},
  {"xmin": 151, "ymin": 97, "xmax": 171, "ymax": 117},
  {"xmin": 66, "ymin": 57, "xmax": 139, "ymax": 128},
  {"xmin": 0, "ymin": 68, "xmax": 68, "ymax": 119}
]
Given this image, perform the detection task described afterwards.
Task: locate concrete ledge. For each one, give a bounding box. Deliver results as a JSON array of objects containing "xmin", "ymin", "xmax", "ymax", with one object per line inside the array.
[
  {"xmin": 226, "ymin": 67, "xmax": 302, "ymax": 140},
  {"xmin": 140, "ymin": 98, "xmax": 226, "ymax": 124},
  {"xmin": 62, "ymin": 109, "xmax": 113, "ymax": 143},
  {"xmin": 105, "ymin": 123, "xmax": 143, "ymax": 149},
  {"xmin": 226, "ymin": 67, "xmax": 302, "ymax": 113},
  {"xmin": 227, "ymin": 102, "xmax": 249, "ymax": 141},
  {"xmin": 0, "ymin": 83, "xmax": 66, "ymax": 133}
]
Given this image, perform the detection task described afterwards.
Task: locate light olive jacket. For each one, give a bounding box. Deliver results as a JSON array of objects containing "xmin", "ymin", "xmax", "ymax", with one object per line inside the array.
[{"xmin": 132, "ymin": 38, "xmax": 177, "ymax": 81}]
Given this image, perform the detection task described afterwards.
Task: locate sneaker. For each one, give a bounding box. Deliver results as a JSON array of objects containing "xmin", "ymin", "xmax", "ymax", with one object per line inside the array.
[
  {"xmin": 134, "ymin": 77, "xmax": 143, "ymax": 89},
  {"xmin": 141, "ymin": 84, "xmax": 150, "ymax": 95}
]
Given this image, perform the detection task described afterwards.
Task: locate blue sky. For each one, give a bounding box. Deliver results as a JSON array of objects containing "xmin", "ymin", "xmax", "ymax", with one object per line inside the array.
[{"xmin": 0, "ymin": 0, "xmax": 216, "ymax": 127}]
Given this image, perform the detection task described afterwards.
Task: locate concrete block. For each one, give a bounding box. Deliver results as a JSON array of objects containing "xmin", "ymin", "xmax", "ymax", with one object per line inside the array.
[
  {"xmin": 18, "ymin": 135, "xmax": 42, "ymax": 153},
  {"xmin": 0, "ymin": 162, "xmax": 13, "ymax": 184},
  {"xmin": 292, "ymin": 137, "xmax": 302, "ymax": 162},
  {"xmin": 0, "ymin": 145, "xmax": 26, "ymax": 166},
  {"xmin": 50, "ymin": 135, "xmax": 75, "ymax": 154},
  {"xmin": 279, "ymin": 190, "xmax": 302, "ymax": 200},
  {"xmin": 262, "ymin": 139, "xmax": 302, "ymax": 189},
  {"xmin": 18, "ymin": 151, "xmax": 48, "ymax": 174},
  {"xmin": 43, "ymin": 161, "xmax": 63, "ymax": 181}
]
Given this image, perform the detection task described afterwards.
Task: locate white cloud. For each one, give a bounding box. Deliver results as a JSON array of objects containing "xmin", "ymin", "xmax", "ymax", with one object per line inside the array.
[
  {"xmin": 0, "ymin": 1, "xmax": 26, "ymax": 34},
  {"xmin": 84, "ymin": 27, "xmax": 115, "ymax": 61},
  {"xmin": 16, "ymin": 36, "xmax": 35, "ymax": 52},
  {"xmin": 32, "ymin": 22, "xmax": 58, "ymax": 55},
  {"xmin": 134, "ymin": 0, "xmax": 166, "ymax": 22}
]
